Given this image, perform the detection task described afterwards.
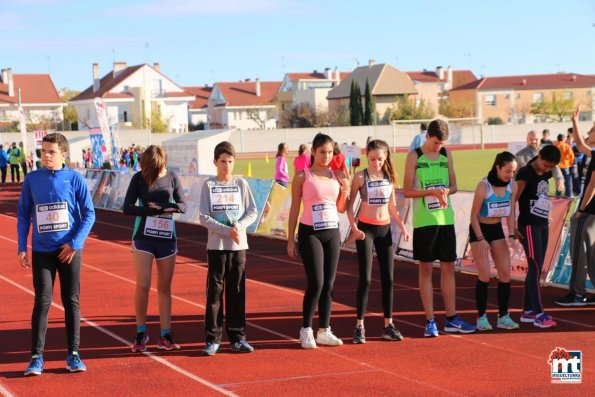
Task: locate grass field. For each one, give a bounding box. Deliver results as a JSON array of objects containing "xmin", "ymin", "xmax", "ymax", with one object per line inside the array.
[{"xmin": 235, "ymin": 148, "xmax": 502, "ymax": 191}]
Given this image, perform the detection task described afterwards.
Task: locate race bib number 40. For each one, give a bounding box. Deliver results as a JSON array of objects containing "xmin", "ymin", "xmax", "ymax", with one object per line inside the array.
[
  {"xmin": 210, "ymin": 186, "xmax": 241, "ymax": 212},
  {"xmin": 144, "ymin": 214, "xmax": 174, "ymax": 238},
  {"xmin": 36, "ymin": 202, "xmax": 70, "ymax": 233},
  {"xmin": 367, "ymin": 179, "xmax": 392, "ymax": 205},
  {"xmin": 312, "ymin": 203, "xmax": 338, "ymax": 230}
]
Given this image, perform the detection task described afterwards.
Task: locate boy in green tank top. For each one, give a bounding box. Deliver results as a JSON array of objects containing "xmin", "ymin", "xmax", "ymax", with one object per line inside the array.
[{"xmin": 403, "ymin": 120, "xmax": 477, "ymax": 337}]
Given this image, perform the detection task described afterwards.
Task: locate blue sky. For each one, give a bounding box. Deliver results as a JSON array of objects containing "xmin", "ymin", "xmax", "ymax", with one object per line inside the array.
[{"xmin": 1, "ymin": 0, "xmax": 594, "ymax": 92}]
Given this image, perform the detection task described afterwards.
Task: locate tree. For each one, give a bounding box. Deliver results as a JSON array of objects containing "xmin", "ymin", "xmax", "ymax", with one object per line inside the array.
[
  {"xmin": 150, "ymin": 111, "xmax": 168, "ymax": 133},
  {"xmin": 349, "ymin": 80, "xmax": 363, "ymax": 126},
  {"xmin": 59, "ymin": 88, "xmax": 81, "ymax": 130},
  {"xmin": 279, "ymin": 104, "xmax": 330, "ymax": 128},
  {"xmin": 330, "ymin": 105, "xmax": 350, "ymax": 127},
  {"xmin": 530, "ymin": 91, "xmax": 575, "ymax": 121},
  {"xmin": 364, "ymin": 78, "xmax": 376, "ymax": 125},
  {"xmin": 247, "ymin": 108, "xmax": 276, "ymax": 129},
  {"xmin": 438, "ymin": 98, "xmax": 476, "ymax": 118},
  {"xmin": 384, "ymin": 97, "xmax": 434, "ymax": 121}
]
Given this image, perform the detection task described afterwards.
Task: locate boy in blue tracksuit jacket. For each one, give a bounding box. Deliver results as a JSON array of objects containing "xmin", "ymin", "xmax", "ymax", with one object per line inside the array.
[
  {"xmin": 0, "ymin": 144, "xmax": 8, "ymax": 184},
  {"xmin": 17, "ymin": 133, "xmax": 95, "ymax": 376}
]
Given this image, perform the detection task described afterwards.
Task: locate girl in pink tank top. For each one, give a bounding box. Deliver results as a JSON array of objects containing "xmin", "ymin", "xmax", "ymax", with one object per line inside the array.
[{"xmin": 287, "ymin": 133, "xmax": 349, "ymax": 349}]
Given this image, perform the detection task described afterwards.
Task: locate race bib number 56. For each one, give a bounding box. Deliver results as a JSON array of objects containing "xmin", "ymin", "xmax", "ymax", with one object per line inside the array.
[{"xmin": 36, "ymin": 202, "xmax": 70, "ymax": 233}]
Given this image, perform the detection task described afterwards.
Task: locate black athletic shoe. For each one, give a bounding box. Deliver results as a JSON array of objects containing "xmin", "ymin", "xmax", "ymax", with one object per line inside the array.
[
  {"xmin": 382, "ymin": 323, "xmax": 404, "ymax": 341},
  {"xmin": 353, "ymin": 325, "xmax": 365, "ymax": 344},
  {"xmin": 555, "ymin": 292, "xmax": 587, "ymax": 307}
]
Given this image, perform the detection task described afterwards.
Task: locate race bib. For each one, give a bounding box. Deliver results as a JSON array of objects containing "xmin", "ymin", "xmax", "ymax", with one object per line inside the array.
[
  {"xmin": 312, "ymin": 203, "xmax": 338, "ymax": 230},
  {"xmin": 210, "ymin": 185, "xmax": 241, "ymax": 212},
  {"xmin": 530, "ymin": 196, "xmax": 552, "ymax": 218},
  {"xmin": 424, "ymin": 185, "xmax": 448, "ymax": 211},
  {"xmin": 486, "ymin": 200, "xmax": 511, "ymax": 218},
  {"xmin": 367, "ymin": 179, "xmax": 392, "ymax": 205},
  {"xmin": 144, "ymin": 214, "xmax": 174, "ymax": 239},
  {"xmin": 36, "ymin": 202, "xmax": 70, "ymax": 233}
]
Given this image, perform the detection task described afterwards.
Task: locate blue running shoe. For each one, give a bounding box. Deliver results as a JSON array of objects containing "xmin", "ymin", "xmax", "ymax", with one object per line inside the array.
[
  {"xmin": 444, "ymin": 315, "xmax": 477, "ymax": 333},
  {"xmin": 424, "ymin": 319, "xmax": 439, "ymax": 337},
  {"xmin": 66, "ymin": 352, "xmax": 87, "ymax": 372},
  {"xmin": 203, "ymin": 341, "xmax": 220, "ymax": 356},
  {"xmin": 24, "ymin": 355, "xmax": 44, "ymax": 376}
]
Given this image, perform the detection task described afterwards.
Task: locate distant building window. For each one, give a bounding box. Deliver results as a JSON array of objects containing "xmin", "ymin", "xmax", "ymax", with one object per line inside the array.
[
  {"xmin": 563, "ymin": 91, "xmax": 572, "ymax": 100},
  {"xmin": 123, "ymin": 85, "xmax": 129, "ymax": 93},
  {"xmin": 532, "ymin": 93, "xmax": 544, "ymax": 103},
  {"xmin": 485, "ymin": 95, "xmax": 496, "ymax": 106}
]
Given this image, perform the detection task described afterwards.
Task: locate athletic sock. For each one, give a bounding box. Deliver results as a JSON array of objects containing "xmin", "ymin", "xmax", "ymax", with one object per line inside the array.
[
  {"xmin": 136, "ymin": 325, "xmax": 147, "ymax": 333},
  {"xmin": 497, "ymin": 281, "xmax": 511, "ymax": 317},
  {"xmin": 475, "ymin": 280, "xmax": 489, "ymax": 317},
  {"xmin": 446, "ymin": 315, "xmax": 457, "ymax": 322},
  {"xmin": 160, "ymin": 329, "xmax": 171, "ymax": 337}
]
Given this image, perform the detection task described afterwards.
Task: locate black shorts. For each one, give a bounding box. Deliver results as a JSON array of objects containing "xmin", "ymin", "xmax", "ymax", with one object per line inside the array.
[
  {"xmin": 413, "ymin": 224, "xmax": 457, "ymax": 263},
  {"xmin": 132, "ymin": 239, "xmax": 177, "ymax": 260},
  {"xmin": 468, "ymin": 222, "xmax": 505, "ymax": 244}
]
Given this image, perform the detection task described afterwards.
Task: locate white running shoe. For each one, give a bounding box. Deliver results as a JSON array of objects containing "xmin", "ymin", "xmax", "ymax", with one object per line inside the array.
[
  {"xmin": 299, "ymin": 327, "xmax": 317, "ymax": 349},
  {"xmin": 316, "ymin": 327, "xmax": 343, "ymax": 346}
]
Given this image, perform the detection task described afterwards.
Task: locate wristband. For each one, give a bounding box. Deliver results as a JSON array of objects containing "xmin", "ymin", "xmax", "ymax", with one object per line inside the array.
[
  {"xmin": 477, "ymin": 236, "xmax": 485, "ymax": 242},
  {"xmin": 508, "ymin": 234, "xmax": 517, "ymax": 239},
  {"xmin": 577, "ymin": 209, "xmax": 585, "ymax": 213}
]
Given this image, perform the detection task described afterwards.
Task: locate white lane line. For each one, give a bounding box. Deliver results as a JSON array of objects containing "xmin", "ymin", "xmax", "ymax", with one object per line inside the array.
[
  {"xmin": 218, "ymin": 369, "xmax": 378, "ymax": 387},
  {"xmin": 0, "ymin": 383, "xmax": 16, "ymax": 397}
]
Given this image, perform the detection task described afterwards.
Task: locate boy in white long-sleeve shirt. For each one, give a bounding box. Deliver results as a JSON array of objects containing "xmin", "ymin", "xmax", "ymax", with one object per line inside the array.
[{"xmin": 199, "ymin": 141, "xmax": 258, "ymax": 355}]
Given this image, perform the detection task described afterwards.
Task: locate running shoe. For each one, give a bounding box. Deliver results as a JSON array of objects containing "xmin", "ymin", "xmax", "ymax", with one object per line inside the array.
[
  {"xmin": 424, "ymin": 319, "xmax": 439, "ymax": 337},
  {"xmin": 476, "ymin": 314, "xmax": 493, "ymax": 331},
  {"xmin": 24, "ymin": 355, "xmax": 44, "ymax": 376},
  {"xmin": 157, "ymin": 333, "xmax": 181, "ymax": 351},
  {"xmin": 131, "ymin": 332, "xmax": 149, "ymax": 352},
  {"xmin": 316, "ymin": 327, "xmax": 343, "ymax": 346},
  {"xmin": 382, "ymin": 323, "xmax": 404, "ymax": 341},
  {"xmin": 230, "ymin": 340, "xmax": 255, "ymax": 353},
  {"xmin": 299, "ymin": 327, "xmax": 317, "ymax": 349},
  {"xmin": 555, "ymin": 292, "xmax": 587, "ymax": 307},
  {"xmin": 586, "ymin": 296, "xmax": 595, "ymax": 305},
  {"xmin": 534, "ymin": 313, "xmax": 557, "ymax": 328},
  {"xmin": 444, "ymin": 315, "xmax": 477, "ymax": 333},
  {"xmin": 520, "ymin": 311, "xmax": 537, "ymax": 323},
  {"xmin": 353, "ymin": 325, "xmax": 366, "ymax": 344},
  {"xmin": 203, "ymin": 341, "xmax": 220, "ymax": 356},
  {"xmin": 497, "ymin": 314, "xmax": 520, "ymax": 330},
  {"xmin": 66, "ymin": 352, "xmax": 87, "ymax": 372}
]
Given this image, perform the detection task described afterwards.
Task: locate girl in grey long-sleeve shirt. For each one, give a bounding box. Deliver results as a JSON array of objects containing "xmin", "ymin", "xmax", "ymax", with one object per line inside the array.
[{"xmin": 198, "ymin": 141, "xmax": 258, "ymax": 355}]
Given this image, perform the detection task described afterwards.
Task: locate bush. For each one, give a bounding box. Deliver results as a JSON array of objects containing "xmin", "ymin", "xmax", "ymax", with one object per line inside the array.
[{"xmin": 486, "ymin": 117, "xmax": 504, "ymax": 125}]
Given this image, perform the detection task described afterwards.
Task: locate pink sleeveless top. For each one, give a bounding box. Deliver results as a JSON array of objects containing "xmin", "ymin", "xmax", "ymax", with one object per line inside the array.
[{"xmin": 300, "ymin": 167, "xmax": 340, "ymax": 229}]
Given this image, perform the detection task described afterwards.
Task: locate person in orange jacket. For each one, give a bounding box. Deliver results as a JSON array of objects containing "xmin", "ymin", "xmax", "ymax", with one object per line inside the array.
[{"xmin": 555, "ymin": 134, "xmax": 575, "ymax": 198}]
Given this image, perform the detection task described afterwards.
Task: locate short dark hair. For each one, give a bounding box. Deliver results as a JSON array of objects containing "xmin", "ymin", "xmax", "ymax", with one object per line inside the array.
[
  {"xmin": 557, "ymin": 134, "xmax": 565, "ymax": 142},
  {"xmin": 214, "ymin": 141, "xmax": 235, "ymax": 160},
  {"xmin": 567, "ymin": 127, "xmax": 573, "ymax": 133},
  {"xmin": 420, "ymin": 123, "xmax": 428, "ymax": 131},
  {"xmin": 539, "ymin": 144, "xmax": 561, "ymax": 164},
  {"xmin": 42, "ymin": 133, "xmax": 69, "ymax": 153},
  {"xmin": 427, "ymin": 119, "xmax": 449, "ymax": 141}
]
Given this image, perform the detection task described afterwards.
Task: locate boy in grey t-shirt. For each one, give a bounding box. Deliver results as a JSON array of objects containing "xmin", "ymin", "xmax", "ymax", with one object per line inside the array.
[{"xmin": 199, "ymin": 141, "xmax": 257, "ymax": 356}]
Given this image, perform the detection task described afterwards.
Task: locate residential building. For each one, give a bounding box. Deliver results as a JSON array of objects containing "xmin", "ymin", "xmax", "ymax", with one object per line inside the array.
[
  {"xmin": 0, "ymin": 68, "xmax": 65, "ymax": 129},
  {"xmin": 70, "ymin": 62, "xmax": 194, "ymax": 132},
  {"xmin": 327, "ymin": 60, "xmax": 418, "ymax": 120},
  {"xmin": 207, "ymin": 79, "xmax": 281, "ymax": 130},
  {"xmin": 449, "ymin": 73, "xmax": 595, "ymax": 124},
  {"xmin": 277, "ymin": 67, "xmax": 350, "ymax": 113},
  {"xmin": 406, "ymin": 66, "xmax": 476, "ymax": 113},
  {"xmin": 184, "ymin": 85, "xmax": 212, "ymax": 129}
]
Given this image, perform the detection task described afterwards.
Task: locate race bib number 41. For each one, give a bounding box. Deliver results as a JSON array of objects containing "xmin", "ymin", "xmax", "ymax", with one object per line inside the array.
[
  {"xmin": 312, "ymin": 203, "xmax": 338, "ymax": 230},
  {"xmin": 36, "ymin": 202, "xmax": 70, "ymax": 233},
  {"xmin": 210, "ymin": 186, "xmax": 241, "ymax": 212},
  {"xmin": 144, "ymin": 214, "xmax": 174, "ymax": 239}
]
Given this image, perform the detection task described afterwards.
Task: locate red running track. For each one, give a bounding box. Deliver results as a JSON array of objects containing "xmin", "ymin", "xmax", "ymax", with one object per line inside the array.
[{"xmin": 0, "ymin": 183, "xmax": 593, "ymax": 396}]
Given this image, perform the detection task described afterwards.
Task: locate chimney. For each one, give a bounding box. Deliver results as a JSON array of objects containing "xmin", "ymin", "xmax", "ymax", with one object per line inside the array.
[
  {"xmin": 112, "ymin": 61, "xmax": 127, "ymax": 78},
  {"xmin": 7, "ymin": 68, "xmax": 14, "ymax": 97},
  {"xmin": 521, "ymin": 79, "xmax": 527, "ymax": 86},
  {"xmin": 1, "ymin": 69, "xmax": 7, "ymax": 83},
  {"xmin": 368, "ymin": 59, "xmax": 376, "ymax": 67},
  {"xmin": 334, "ymin": 66, "xmax": 340, "ymax": 81},
  {"xmin": 324, "ymin": 67, "xmax": 332, "ymax": 79},
  {"xmin": 255, "ymin": 78, "xmax": 261, "ymax": 97},
  {"xmin": 153, "ymin": 62, "xmax": 160, "ymax": 72},
  {"xmin": 436, "ymin": 66, "xmax": 444, "ymax": 80},
  {"xmin": 447, "ymin": 66, "xmax": 453, "ymax": 83},
  {"xmin": 571, "ymin": 75, "xmax": 577, "ymax": 81},
  {"xmin": 93, "ymin": 63, "xmax": 100, "ymax": 93}
]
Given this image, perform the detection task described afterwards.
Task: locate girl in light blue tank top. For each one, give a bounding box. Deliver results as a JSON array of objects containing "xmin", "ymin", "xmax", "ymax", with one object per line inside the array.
[{"xmin": 469, "ymin": 152, "xmax": 520, "ymax": 332}]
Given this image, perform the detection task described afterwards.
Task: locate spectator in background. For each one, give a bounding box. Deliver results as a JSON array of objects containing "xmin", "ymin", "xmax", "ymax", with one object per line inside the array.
[
  {"xmin": 409, "ymin": 123, "xmax": 428, "ymax": 152},
  {"xmin": 555, "ymin": 133, "xmax": 575, "ymax": 198},
  {"xmin": 515, "ymin": 130, "xmax": 564, "ymax": 192},
  {"xmin": 0, "ymin": 144, "xmax": 8, "ymax": 185},
  {"xmin": 293, "ymin": 144, "xmax": 310, "ymax": 173},
  {"xmin": 329, "ymin": 142, "xmax": 350, "ymax": 180},
  {"xmin": 567, "ymin": 129, "xmax": 582, "ymax": 196},
  {"xmin": 9, "ymin": 142, "xmax": 21, "ymax": 183},
  {"xmin": 275, "ymin": 143, "xmax": 290, "ymax": 187},
  {"xmin": 19, "ymin": 142, "xmax": 28, "ymax": 177},
  {"xmin": 541, "ymin": 129, "xmax": 553, "ymax": 146}
]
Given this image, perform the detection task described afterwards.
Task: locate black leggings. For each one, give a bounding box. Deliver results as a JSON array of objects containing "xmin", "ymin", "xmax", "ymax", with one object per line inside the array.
[
  {"xmin": 31, "ymin": 250, "xmax": 82, "ymax": 355},
  {"xmin": 10, "ymin": 163, "xmax": 20, "ymax": 182},
  {"xmin": 355, "ymin": 221, "xmax": 394, "ymax": 319},
  {"xmin": 0, "ymin": 166, "xmax": 6, "ymax": 184},
  {"xmin": 519, "ymin": 223, "xmax": 548, "ymax": 314},
  {"xmin": 298, "ymin": 224, "xmax": 341, "ymax": 328}
]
